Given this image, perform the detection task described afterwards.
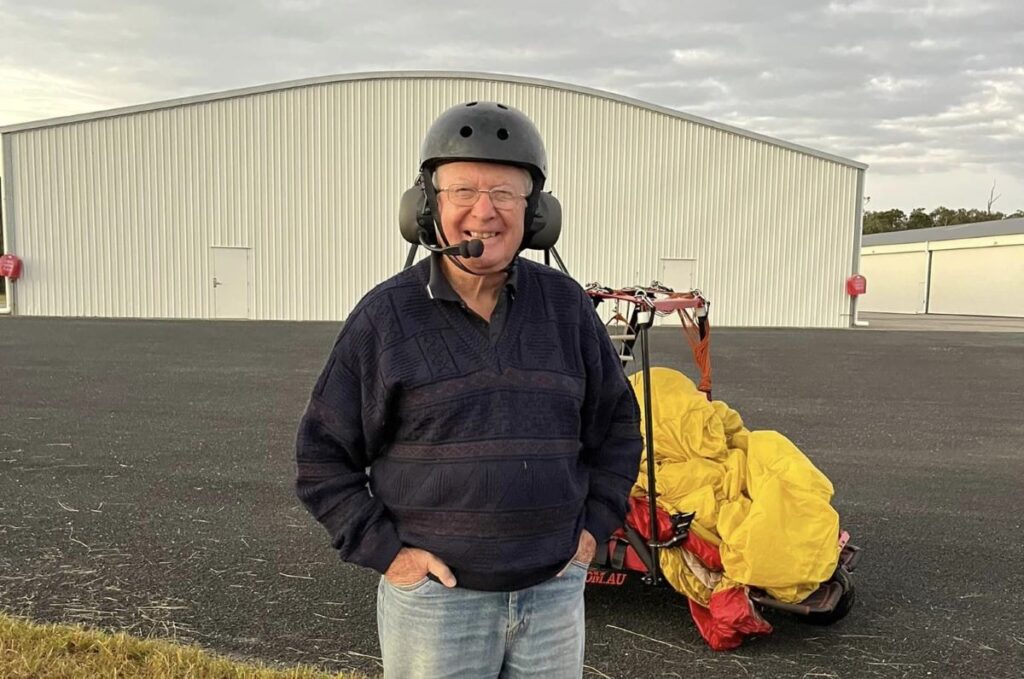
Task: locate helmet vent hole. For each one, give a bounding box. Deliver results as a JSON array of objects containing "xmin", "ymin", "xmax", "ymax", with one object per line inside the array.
[
  {"xmin": 460, "ymin": 126, "xmax": 473, "ymax": 138},
  {"xmin": 496, "ymin": 103, "xmax": 508, "ymax": 110},
  {"xmin": 466, "ymin": 102, "xmax": 478, "ymax": 107},
  {"xmin": 497, "ymin": 128, "xmax": 509, "ymax": 140}
]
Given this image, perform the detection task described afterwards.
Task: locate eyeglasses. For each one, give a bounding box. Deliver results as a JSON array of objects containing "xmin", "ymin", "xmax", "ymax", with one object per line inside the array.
[{"xmin": 438, "ymin": 185, "xmax": 527, "ymax": 208}]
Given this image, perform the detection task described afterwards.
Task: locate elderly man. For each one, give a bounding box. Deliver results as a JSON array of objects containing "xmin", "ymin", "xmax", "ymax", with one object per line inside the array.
[{"xmin": 295, "ymin": 102, "xmax": 641, "ymax": 679}]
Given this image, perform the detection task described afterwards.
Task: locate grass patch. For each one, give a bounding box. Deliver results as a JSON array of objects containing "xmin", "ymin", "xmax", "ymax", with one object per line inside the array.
[{"xmin": 0, "ymin": 612, "xmax": 366, "ymax": 679}]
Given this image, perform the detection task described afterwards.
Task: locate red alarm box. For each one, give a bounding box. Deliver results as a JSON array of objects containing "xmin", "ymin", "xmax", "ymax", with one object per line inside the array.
[
  {"xmin": 0, "ymin": 254, "xmax": 22, "ymax": 281},
  {"xmin": 846, "ymin": 274, "xmax": 866, "ymax": 297}
]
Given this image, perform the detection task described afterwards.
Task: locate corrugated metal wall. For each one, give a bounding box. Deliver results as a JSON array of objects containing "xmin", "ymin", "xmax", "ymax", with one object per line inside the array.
[
  {"xmin": 861, "ymin": 236, "xmax": 1024, "ymax": 317},
  {"xmin": 3, "ymin": 75, "xmax": 863, "ymax": 325}
]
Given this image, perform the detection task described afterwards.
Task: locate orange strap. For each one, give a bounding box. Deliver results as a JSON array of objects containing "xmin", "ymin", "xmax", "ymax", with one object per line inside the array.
[{"xmin": 675, "ymin": 305, "xmax": 712, "ymax": 396}]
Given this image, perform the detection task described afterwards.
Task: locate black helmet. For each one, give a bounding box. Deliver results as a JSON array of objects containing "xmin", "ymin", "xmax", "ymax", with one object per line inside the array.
[
  {"xmin": 419, "ymin": 101, "xmax": 547, "ymax": 188},
  {"xmin": 409, "ymin": 101, "xmax": 550, "ymax": 248}
]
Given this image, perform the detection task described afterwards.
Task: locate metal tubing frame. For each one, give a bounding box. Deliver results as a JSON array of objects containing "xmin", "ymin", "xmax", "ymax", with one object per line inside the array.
[
  {"xmin": 403, "ymin": 243, "xmax": 419, "ymax": 270},
  {"xmin": 637, "ymin": 311, "xmax": 661, "ymax": 585},
  {"xmin": 548, "ymin": 246, "xmax": 569, "ymax": 275}
]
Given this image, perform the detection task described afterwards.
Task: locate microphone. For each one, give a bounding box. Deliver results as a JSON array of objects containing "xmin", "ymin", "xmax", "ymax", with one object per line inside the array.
[
  {"xmin": 457, "ymin": 239, "xmax": 485, "ymax": 258},
  {"xmin": 419, "ymin": 234, "xmax": 485, "ymax": 258}
]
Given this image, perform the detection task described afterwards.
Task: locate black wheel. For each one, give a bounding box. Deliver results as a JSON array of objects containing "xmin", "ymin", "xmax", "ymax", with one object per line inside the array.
[{"xmin": 805, "ymin": 567, "xmax": 855, "ymax": 626}]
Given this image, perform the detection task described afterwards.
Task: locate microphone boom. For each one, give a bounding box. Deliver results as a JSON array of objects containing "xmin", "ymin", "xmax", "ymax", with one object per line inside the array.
[{"xmin": 418, "ymin": 231, "xmax": 485, "ymax": 259}]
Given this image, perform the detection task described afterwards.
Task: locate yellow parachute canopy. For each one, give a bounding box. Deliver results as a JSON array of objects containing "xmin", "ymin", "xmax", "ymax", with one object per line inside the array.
[{"xmin": 630, "ymin": 367, "xmax": 840, "ymax": 603}]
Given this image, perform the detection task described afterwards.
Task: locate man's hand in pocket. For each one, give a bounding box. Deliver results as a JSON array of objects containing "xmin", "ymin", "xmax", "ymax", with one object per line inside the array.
[{"xmin": 384, "ymin": 547, "xmax": 457, "ymax": 588}]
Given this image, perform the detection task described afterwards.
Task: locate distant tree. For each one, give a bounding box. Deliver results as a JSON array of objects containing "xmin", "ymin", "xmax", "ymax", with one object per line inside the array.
[
  {"xmin": 906, "ymin": 208, "xmax": 934, "ymax": 230},
  {"xmin": 863, "ymin": 205, "xmax": 1022, "ymax": 233},
  {"xmin": 987, "ymin": 181, "xmax": 1001, "ymax": 214},
  {"xmin": 963, "ymin": 208, "xmax": 1004, "ymax": 223},
  {"xmin": 930, "ymin": 206, "xmax": 957, "ymax": 227},
  {"xmin": 863, "ymin": 209, "xmax": 906, "ymax": 234},
  {"xmin": 927, "ymin": 207, "xmax": 1002, "ymax": 226}
]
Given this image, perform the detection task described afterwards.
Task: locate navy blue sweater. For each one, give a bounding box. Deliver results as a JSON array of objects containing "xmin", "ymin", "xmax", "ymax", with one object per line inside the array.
[{"xmin": 295, "ymin": 257, "xmax": 642, "ymax": 591}]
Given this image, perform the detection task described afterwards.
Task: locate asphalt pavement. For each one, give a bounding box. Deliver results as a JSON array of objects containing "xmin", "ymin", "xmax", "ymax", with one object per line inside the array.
[{"xmin": 1, "ymin": 317, "xmax": 1022, "ymax": 678}]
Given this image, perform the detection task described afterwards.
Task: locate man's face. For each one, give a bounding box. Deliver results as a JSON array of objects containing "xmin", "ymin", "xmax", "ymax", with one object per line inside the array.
[{"xmin": 434, "ymin": 161, "xmax": 530, "ymax": 274}]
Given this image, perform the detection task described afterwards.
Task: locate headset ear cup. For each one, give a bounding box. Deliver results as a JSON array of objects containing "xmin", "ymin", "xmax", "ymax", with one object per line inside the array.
[
  {"xmin": 399, "ymin": 186, "xmax": 432, "ymax": 245},
  {"xmin": 527, "ymin": 192, "xmax": 562, "ymax": 250}
]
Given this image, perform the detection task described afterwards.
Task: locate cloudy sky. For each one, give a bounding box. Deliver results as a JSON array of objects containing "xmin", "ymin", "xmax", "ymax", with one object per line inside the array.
[{"xmin": 1, "ymin": 0, "xmax": 1022, "ymax": 212}]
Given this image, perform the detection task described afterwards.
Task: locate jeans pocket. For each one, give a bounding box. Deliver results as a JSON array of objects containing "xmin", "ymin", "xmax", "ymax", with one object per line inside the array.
[{"xmin": 388, "ymin": 576, "xmax": 430, "ymax": 592}]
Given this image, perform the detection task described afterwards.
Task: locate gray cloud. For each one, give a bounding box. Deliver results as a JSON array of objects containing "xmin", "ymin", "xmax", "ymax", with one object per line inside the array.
[{"xmin": 1, "ymin": 0, "xmax": 1022, "ymax": 209}]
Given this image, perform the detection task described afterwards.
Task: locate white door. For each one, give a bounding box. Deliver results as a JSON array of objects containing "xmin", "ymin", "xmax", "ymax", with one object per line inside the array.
[
  {"xmin": 659, "ymin": 258, "xmax": 696, "ymax": 326},
  {"xmin": 858, "ymin": 250, "xmax": 929, "ymax": 314},
  {"xmin": 929, "ymin": 245, "xmax": 1024, "ymax": 317},
  {"xmin": 212, "ymin": 247, "xmax": 251, "ymax": 319}
]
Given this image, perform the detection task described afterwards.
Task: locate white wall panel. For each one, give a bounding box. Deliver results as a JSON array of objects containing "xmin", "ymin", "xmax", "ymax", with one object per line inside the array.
[
  {"xmin": 858, "ymin": 250, "xmax": 929, "ymax": 313},
  {"xmin": 929, "ymin": 245, "xmax": 1024, "ymax": 317},
  {"xmin": 3, "ymin": 73, "xmax": 862, "ymax": 326}
]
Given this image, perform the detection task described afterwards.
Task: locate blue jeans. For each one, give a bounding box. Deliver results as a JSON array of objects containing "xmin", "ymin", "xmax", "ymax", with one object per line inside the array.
[{"xmin": 377, "ymin": 560, "xmax": 588, "ymax": 679}]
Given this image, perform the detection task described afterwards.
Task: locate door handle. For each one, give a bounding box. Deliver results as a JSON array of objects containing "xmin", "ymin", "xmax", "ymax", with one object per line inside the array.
[{"xmin": 213, "ymin": 277, "xmax": 222, "ymax": 287}]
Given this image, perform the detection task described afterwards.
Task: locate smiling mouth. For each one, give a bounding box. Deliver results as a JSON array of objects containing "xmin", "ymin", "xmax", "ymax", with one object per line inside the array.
[{"xmin": 466, "ymin": 231, "xmax": 501, "ymax": 240}]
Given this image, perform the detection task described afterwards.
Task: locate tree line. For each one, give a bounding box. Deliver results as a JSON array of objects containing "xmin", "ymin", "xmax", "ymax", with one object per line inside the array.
[{"xmin": 863, "ymin": 207, "xmax": 1024, "ymax": 234}]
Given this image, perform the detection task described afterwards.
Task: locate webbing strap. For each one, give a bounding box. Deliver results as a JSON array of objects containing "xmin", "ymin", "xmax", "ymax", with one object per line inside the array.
[{"xmin": 610, "ymin": 539, "xmax": 628, "ymax": 570}]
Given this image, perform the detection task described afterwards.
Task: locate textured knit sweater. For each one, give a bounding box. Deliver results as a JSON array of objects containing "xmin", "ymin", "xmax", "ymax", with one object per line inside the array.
[{"xmin": 295, "ymin": 256, "xmax": 642, "ymax": 591}]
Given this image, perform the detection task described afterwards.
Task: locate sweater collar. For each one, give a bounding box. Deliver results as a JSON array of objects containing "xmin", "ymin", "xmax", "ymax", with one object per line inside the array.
[{"xmin": 426, "ymin": 253, "xmax": 519, "ymax": 303}]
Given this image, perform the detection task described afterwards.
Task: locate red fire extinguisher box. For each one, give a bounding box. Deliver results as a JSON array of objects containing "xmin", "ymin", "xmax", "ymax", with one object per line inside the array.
[
  {"xmin": 846, "ymin": 274, "xmax": 866, "ymax": 297},
  {"xmin": 0, "ymin": 254, "xmax": 23, "ymax": 281}
]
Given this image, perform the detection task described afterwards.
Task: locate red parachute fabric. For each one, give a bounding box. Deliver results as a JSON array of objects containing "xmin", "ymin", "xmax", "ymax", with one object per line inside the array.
[
  {"xmin": 682, "ymin": 532, "xmax": 722, "ymax": 571},
  {"xmin": 624, "ymin": 496, "xmax": 675, "ymax": 542},
  {"xmin": 688, "ymin": 589, "xmax": 773, "ymax": 651},
  {"xmin": 622, "ymin": 496, "xmax": 773, "ymax": 650}
]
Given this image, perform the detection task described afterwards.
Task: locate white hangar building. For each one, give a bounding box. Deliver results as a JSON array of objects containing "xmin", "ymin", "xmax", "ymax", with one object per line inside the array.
[
  {"xmin": 859, "ymin": 218, "xmax": 1024, "ymax": 318},
  {"xmin": 0, "ymin": 71, "xmax": 867, "ymax": 326}
]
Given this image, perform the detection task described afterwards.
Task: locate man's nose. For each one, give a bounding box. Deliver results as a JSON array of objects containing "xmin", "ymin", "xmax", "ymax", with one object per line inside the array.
[{"xmin": 471, "ymin": 191, "xmax": 498, "ymax": 218}]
